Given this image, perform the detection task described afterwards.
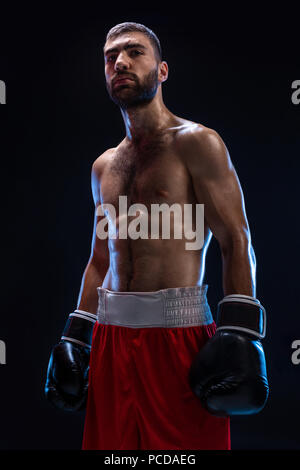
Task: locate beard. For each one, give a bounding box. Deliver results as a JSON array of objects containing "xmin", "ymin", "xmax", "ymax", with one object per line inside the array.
[{"xmin": 106, "ymin": 67, "xmax": 159, "ymax": 110}]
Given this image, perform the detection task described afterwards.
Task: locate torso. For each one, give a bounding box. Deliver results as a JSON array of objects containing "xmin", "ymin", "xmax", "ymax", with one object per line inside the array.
[{"xmin": 96, "ymin": 118, "xmax": 212, "ymax": 291}]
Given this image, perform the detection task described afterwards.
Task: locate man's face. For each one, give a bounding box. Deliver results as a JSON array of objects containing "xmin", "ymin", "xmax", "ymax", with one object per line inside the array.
[{"xmin": 104, "ymin": 32, "xmax": 160, "ymax": 109}]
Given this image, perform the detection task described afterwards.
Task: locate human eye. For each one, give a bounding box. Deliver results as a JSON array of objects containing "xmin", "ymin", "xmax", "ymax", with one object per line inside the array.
[
  {"xmin": 107, "ymin": 55, "xmax": 116, "ymax": 63},
  {"xmin": 131, "ymin": 49, "xmax": 143, "ymax": 57}
]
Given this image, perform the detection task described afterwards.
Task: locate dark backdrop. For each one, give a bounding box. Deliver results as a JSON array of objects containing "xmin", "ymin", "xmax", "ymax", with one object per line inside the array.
[{"xmin": 0, "ymin": 3, "xmax": 299, "ymax": 450}]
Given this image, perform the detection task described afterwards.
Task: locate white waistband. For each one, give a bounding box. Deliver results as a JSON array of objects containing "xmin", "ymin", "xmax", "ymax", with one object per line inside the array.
[{"xmin": 96, "ymin": 285, "xmax": 213, "ymax": 328}]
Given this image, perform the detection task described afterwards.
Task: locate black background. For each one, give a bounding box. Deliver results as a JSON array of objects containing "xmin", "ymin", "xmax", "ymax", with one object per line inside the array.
[{"xmin": 0, "ymin": 2, "xmax": 299, "ymax": 450}]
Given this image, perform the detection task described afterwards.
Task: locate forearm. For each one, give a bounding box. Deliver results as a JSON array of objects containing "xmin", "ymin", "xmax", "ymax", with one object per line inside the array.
[
  {"xmin": 76, "ymin": 259, "xmax": 107, "ymax": 314},
  {"xmin": 221, "ymin": 236, "xmax": 256, "ymax": 297}
]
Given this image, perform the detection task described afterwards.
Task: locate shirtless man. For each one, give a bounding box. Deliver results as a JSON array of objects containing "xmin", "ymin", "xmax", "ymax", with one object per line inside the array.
[{"xmin": 45, "ymin": 22, "xmax": 269, "ymax": 450}]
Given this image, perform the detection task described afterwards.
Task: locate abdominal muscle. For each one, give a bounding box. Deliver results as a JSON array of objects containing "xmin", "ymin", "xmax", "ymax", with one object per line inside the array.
[{"xmin": 101, "ymin": 235, "xmax": 208, "ymax": 292}]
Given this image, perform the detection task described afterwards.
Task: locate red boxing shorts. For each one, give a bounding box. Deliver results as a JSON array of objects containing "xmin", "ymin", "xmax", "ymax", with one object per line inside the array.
[{"xmin": 82, "ymin": 285, "xmax": 230, "ymax": 450}]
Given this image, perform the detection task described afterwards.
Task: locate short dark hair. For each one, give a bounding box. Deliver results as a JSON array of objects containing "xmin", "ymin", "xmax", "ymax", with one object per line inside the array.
[{"xmin": 105, "ymin": 22, "xmax": 162, "ymax": 62}]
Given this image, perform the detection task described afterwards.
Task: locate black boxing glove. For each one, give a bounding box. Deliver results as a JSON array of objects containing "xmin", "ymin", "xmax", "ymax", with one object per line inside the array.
[
  {"xmin": 45, "ymin": 310, "xmax": 97, "ymax": 411},
  {"xmin": 188, "ymin": 294, "xmax": 269, "ymax": 416}
]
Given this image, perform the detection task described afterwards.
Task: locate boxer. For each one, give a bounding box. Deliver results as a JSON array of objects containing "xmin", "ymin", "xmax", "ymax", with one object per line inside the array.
[{"xmin": 45, "ymin": 22, "xmax": 269, "ymax": 450}]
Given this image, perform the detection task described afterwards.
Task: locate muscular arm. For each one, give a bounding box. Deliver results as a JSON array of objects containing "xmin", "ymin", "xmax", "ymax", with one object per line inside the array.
[
  {"xmin": 76, "ymin": 152, "xmax": 111, "ymax": 313},
  {"xmin": 184, "ymin": 127, "xmax": 256, "ymax": 296}
]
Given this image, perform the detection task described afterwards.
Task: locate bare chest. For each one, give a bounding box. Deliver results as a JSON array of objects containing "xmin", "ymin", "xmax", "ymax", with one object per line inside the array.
[{"xmin": 100, "ymin": 147, "xmax": 195, "ymax": 209}]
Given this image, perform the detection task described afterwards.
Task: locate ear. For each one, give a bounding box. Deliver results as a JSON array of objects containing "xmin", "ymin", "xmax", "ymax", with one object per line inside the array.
[{"xmin": 158, "ymin": 61, "xmax": 168, "ymax": 83}]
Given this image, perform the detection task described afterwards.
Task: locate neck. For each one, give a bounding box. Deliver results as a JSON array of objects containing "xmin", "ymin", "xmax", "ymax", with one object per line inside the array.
[{"xmin": 120, "ymin": 89, "xmax": 174, "ymax": 145}]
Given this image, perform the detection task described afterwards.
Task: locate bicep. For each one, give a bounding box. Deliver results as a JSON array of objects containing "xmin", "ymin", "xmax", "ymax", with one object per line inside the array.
[
  {"xmin": 89, "ymin": 153, "xmax": 111, "ymax": 269},
  {"xmin": 188, "ymin": 130, "xmax": 250, "ymax": 247},
  {"xmin": 90, "ymin": 205, "xmax": 110, "ymax": 269}
]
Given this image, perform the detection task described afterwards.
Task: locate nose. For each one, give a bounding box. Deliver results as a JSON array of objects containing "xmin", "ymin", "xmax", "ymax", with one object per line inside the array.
[{"xmin": 114, "ymin": 51, "xmax": 130, "ymax": 72}]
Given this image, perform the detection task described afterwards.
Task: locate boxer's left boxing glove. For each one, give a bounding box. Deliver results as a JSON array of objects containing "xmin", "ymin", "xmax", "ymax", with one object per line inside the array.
[
  {"xmin": 188, "ymin": 295, "xmax": 269, "ymax": 416},
  {"xmin": 45, "ymin": 310, "xmax": 97, "ymax": 411}
]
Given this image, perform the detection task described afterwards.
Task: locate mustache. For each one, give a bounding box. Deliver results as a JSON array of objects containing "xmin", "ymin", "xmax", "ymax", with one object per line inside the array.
[{"xmin": 112, "ymin": 73, "xmax": 137, "ymax": 85}]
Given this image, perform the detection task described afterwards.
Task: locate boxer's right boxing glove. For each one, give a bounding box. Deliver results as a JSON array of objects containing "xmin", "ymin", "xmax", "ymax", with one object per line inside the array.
[{"xmin": 45, "ymin": 310, "xmax": 97, "ymax": 411}]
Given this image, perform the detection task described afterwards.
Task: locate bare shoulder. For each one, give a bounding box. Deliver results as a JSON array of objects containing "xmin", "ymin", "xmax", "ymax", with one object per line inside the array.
[
  {"xmin": 175, "ymin": 121, "xmax": 232, "ymax": 176},
  {"xmin": 92, "ymin": 147, "xmax": 116, "ymax": 178},
  {"xmin": 175, "ymin": 120, "xmax": 223, "ymax": 148},
  {"xmin": 91, "ymin": 147, "xmax": 116, "ymax": 205}
]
